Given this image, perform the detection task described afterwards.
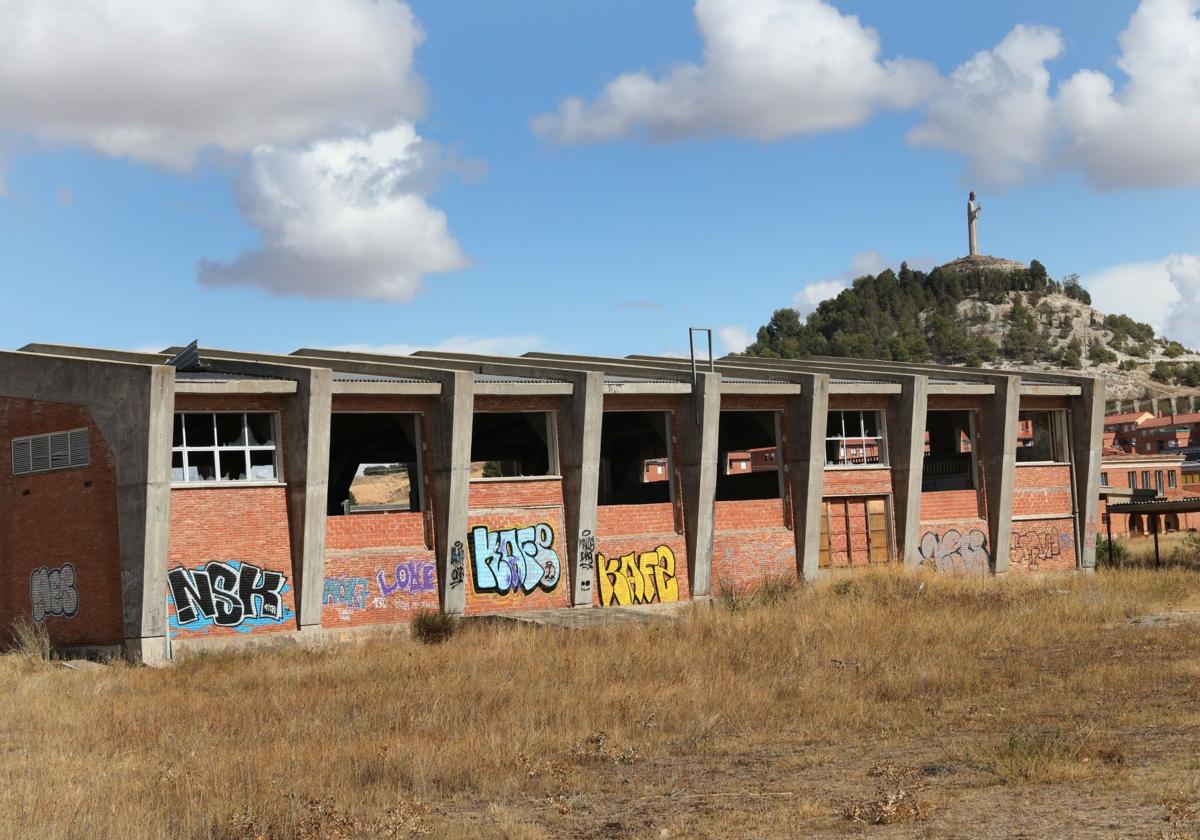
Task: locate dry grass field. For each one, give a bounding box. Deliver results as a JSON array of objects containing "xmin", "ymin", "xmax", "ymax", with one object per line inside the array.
[{"xmin": 5, "ymin": 569, "xmax": 1200, "ymax": 839}]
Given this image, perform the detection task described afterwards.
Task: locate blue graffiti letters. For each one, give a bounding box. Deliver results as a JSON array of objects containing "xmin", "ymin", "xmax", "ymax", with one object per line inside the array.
[
  {"xmin": 168, "ymin": 561, "xmax": 288, "ymax": 629},
  {"xmin": 469, "ymin": 523, "xmax": 560, "ymax": 595},
  {"xmin": 324, "ymin": 576, "xmax": 370, "ymax": 610},
  {"xmin": 376, "ymin": 560, "xmax": 437, "ymax": 597}
]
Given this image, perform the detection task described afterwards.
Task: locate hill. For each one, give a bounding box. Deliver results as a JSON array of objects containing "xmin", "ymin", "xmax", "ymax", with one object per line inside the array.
[{"xmin": 743, "ymin": 259, "xmax": 1200, "ymax": 404}]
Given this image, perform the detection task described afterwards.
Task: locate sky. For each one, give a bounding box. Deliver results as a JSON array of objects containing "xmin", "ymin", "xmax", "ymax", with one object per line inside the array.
[{"xmin": 1, "ymin": 0, "xmax": 1199, "ymax": 358}]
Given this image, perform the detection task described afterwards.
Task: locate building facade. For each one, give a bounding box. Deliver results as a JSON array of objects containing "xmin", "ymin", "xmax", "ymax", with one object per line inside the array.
[{"xmin": 0, "ymin": 345, "xmax": 1104, "ymax": 662}]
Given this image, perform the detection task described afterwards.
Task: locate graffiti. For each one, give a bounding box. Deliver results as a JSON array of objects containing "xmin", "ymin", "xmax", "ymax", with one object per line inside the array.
[
  {"xmin": 449, "ymin": 541, "xmax": 465, "ymax": 589},
  {"xmin": 1011, "ymin": 528, "xmax": 1065, "ymax": 570},
  {"xmin": 469, "ymin": 523, "xmax": 560, "ymax": 595},
  {"xmin": 1084, "ymin": 517, "xmax": 1098, "ymax": 549},
  {"xmin": 597, "ymin": 545, "xmax": 679, "ymax": 607},
  {"xmin": 918, "ymin": 529, "xmax": 990, "ymax": 573},
  {"xmin": 377, "ymin": 561, "xmax": 437, "ymax": 597},
  {"xmin": 167, "ymin": 561, "xmax": 292, "ymax": 632},
  {"xmin": 578, "ymin": 529, "xmax": 595, "ymax": 591},
  {"xmin": 324, "ymin": 576, "xmax": 370, "ymax": 610},
  {"xmin": 30, "ymin": 564, "xmax": 78, "ymax": 621}
]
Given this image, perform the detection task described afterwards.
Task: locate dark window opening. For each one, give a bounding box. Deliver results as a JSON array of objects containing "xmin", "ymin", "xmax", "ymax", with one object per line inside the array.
[
  {"xmin": 471, "ymin": 412, "xmax": 555, "ymax": 478},
  {"xmin": 328, "ymin": 413, "xmax": 421, "ymax": 515},
  {"xmin": 716, "ymin": 411, "xmax": 781, "ymax": 501},
  {"xmin": 1017, "ymin": 410, "xmax": 1064, "ymax": 462},
  {"xmin": 923, "ymin": 410, "xmax": 976, "ymax": 492},
  {"xmin": 598, "ymin": 411, "xmax": 672, "ymax": 505}
]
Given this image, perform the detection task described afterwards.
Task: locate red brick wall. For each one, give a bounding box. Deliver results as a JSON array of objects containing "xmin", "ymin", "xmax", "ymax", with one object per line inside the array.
[
  {"xmin": 920, "ymin": 489, "xmax": 983, "ymax": 521},
  {"xmin": 711, "ymin": 499, "xmax": 796, "ymax": 593},
  {"xmin": 1009, "ymin": 517, "xmax": 1076, "ymax": 572},
  {"xmin": 915, "ymin": 520, "xmax": 991, "ymax": 574},
  {"xmin": 824, "ymin": 467, "xmax": 892, "ymax": 496},
  {"xmin": 593, "ymin": 503, "xmax": 689, "ymax": 606},
  {"xmin": 1012, "ymin": 465, "xmax": 1073, "ymax": 518},
  {"xmin": 167, "ymin": 486, "xmax": 298, "ymax": 639},
  {"xmin": 0, "ymin": 397, "xmax": 123, "ymax": 648},
  {"xmin": 323, "ymin": 512, "xmax": 437, "ymax": 627}
]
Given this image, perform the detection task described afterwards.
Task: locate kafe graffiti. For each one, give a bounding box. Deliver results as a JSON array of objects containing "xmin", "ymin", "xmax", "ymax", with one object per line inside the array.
[
  {"xmin": 469, "ymin": 523, "xmax": 561, "ymax": 595},
  {"xmin": 597, "ymin": 545, "xmax": 679, "ymax": 607},
  {"xmin": 168, "ymin": 561, "xmax": 292, "ymax": 632},
  {"xmin": 30, "ymin": 564, "xmax": 79, "ymax": 622},
  {"xmin": 918, "ymin": 529, "xmax": 990, "ymax": 573},
  {"xmin": 377, "ymin": 560, "xmax": 437, "ymax": 597},
  {"xmin": 324, "ymin": 576, "xmax": 370, "ymax": 610},
  {"xmin": 1010, "ymin": 528, "xmax": 1067, "ymax": 570}
]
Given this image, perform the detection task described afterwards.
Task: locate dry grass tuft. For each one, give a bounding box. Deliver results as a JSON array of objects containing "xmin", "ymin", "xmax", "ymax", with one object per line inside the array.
[
  {"xmin": 8, "ymin": 617, "xmax": 51, "ymax": 666},
  {"xmin": 975, "ymin": 726, "xmax": 1128, "ymax": 785},
  {"xmin": 410, "ymin": 607, "xmax": 456, "ymax": 644}
]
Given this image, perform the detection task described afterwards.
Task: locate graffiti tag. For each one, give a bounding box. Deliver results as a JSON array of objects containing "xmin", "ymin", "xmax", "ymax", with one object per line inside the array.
[
  {"xmin": 469, "ymin": 523, "xmax": 560, "ymax": 595},
  {"xmin": 578, "ymin": 529, "xmax": 595, "ymax": 591},
  {"xmin": 1011, "ymin": 528, "xmax": 1065, "ymax": 570},
  {"xmin": 918, "ymin": 529, "xmax": 990, "ymax": 573},
  {"xmin": 449, "ymin": 540, "xmax": 465, "ymax": 589},
  {"xmin": 597, "ymin": 545, "xmax": 679, "ymax": 607},
  {"xmin": 324, "ymin": 576, "xmax": 370, "ymax": 610},
  {"xmin": 377, "ymin": 561, "xmax": 437, "ymax": 597},
  {"xmin": 168, "ymin": 561, "xmax": 291, "ymax": 632},
  {"xmin": 30, "ymin": 564, "xmax": 78, "ymax": 622}
]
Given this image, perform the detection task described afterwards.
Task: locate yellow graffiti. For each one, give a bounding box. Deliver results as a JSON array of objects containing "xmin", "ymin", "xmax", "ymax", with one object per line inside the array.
[{"xmin": 597, "ymin": 545, "xmax": 679, "ymax": 606}]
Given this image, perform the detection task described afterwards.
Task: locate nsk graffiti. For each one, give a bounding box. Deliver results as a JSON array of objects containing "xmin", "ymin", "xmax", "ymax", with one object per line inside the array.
[
  {"xmin": 469, "ymin": 523, "xmax": 561, "ymax": 595},
  {"xmin": 377, "ymin": 560, "xmax": 437, "ymax": 596},
  {"xmin": 30, "ymin": 564, "xmax": 78, "ymax": 621},
  {"xmin": 918, "ymin": 529, "xmax": 990, "ymax": 573},
  {"xmin": 597, "ymin": 545, "xmax": 679, "ymax": 607},
  {"xmin": 324, "ymin": 576, "xmax": 370, "ymax": 610},
  {"xmin": 168, "ymin": 561, "xmax": 292, "ymax": 631},
  {"xmin": 1011, "ymin": 528, "xmax": 1070, "ymax": 569}
]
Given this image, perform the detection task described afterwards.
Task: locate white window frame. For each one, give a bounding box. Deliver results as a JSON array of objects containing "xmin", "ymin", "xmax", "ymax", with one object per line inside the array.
[
  {"xmin": 1015, "ymin": 410, "xmax": 1069, "ymax": 465},
  {"xmin": 824, "ymin": 409, "xmax": 887, "ymax": 469},
  {"xmin": 11, "ymin": 427, "xmax": 90, "ymax": 476},
  {"xmin": 469, "ymin": 410, "xmax": 560, "ymax": 482},
  {"xmin": 171, "ymin": 411, "xmax": 283, "ymax": 487}
]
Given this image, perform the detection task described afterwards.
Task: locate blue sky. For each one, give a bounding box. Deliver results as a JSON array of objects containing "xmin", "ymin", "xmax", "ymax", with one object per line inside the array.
[{"xmin": 1, "ymin": 0, "xmax": 1198, "ymax": 357}]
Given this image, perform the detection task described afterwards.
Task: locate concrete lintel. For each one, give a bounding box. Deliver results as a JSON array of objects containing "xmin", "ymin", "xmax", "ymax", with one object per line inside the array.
[
  {"xmin": 720, "ymin": 382, "xmax": 806, "ymax": 395},
  {"xmin": 927, "ymin": 383, "xmax": 994, "ymax": 395},
  {"xmin": 830, "ymin": 382, "xmax": 903, "ymax": 395},
  {"xmin": 473, "ymin": 381, "xmax": 573, "ymax": 396},
  {"xmin": 330, "ymin": 381, "xmax": 441, "ymax": 396},
  {"xmin": 680, "ymin": 372, "xmax": 721, "ymax": 596},
  {"xmin": 431, "ymin": 371, "xmax": 474, "ymax": 614},
  {"xmin": 1021, "ymin": 383, "xmax": 1082, "ymax": 396},
  {"xmin": 602, "ymin": 382, "xmax": 693, "ymax": 395},
  {"xmin": 561, "ymin": 371, "xmax": 604, "ymax": 607},
  {"xmin": 786, "ymin": 374, "xmax": 830, "ymax": 582},
  {"xmin": 175, "ymin": 379, "xmax": 298, "ymax": 395}
]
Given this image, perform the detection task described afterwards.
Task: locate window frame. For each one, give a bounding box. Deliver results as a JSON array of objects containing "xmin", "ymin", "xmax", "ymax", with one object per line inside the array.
[
  {"xmin": 171, "ymin": 411, "xmax": 283, "ymax": 487},
  {"xmin": 1015, "ymin": 409, "xmax": 1069, "ymax": 465},
  {"xmin": 329, "ymin": 410, "xmax": 425, "ymax": 514},
  {"xmin": 469, "ymin": 409, "xmax": 560, "ymax": 482},
  {"xmin": 824, "ymin": 408, "xmax": 888, "ymax": 469},
  {"xmin": 597, "ymin": 408, "xmax": 676, "ymax": 506},
  {"xmin": 1169, "ymin": 470, "xmax": 1178, "ymax": 490}
]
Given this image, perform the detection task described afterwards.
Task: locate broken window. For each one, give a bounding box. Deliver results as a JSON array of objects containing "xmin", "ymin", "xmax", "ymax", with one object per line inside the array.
[
  {"xmin": 471, "ymin": 412, "xmax": 557, "ymax": 479},
  {"xmin": 598, "ymin": 411, "xmax": 672, "ymax": 505},
  {"xmin": 1016, "ymin": 411, "xmax": 1065, "ymax": 463},
  {"xmin": 923, "ymin": 410, "xmax": 975, "ymax": 492},
  {"xmin": 328, "ymin": 413, "xmax": 421, "ymax": 515},
  {"xmin": 172, "ymin": 412, "xmax": 278, "ymax": 484},
  {"xmin": 716, "ymin": 411, "xmax": 782, "ymax": 501},
  {"xmin": 825, "ymin": 410, "xmax": 885, "ymax": 466}
]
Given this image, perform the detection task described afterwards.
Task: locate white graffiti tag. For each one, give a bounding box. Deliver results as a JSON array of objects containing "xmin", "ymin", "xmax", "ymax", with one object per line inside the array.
[
  {"xmin": 31, "ymin": 564, "xmax": 79, "ymax": 621},
  {"xmin": 918, "ymin": 529, "xmax": 990, "ymax": 573},
  {"xmin": 469, "ymin": 523, "xmax": 560, "ymax": 595}
]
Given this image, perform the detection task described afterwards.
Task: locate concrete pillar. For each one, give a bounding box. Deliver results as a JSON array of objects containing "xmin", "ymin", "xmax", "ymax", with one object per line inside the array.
[
  {"xmin": 1070, "ymin": 377, "xmax": 1106, "ymax": 569},
  {"xmin": 430, "ymin": 371, "xmax": 474, "ymax": 614},
  {"xmin": 283, "ymin": 367, "xmax": 332, "ymax": 630},
  {"xmin": 680, "ymin": 371, "xmax": 720, "ymax": 597},
  {"xmin": 1157, "ymin": 397, "xmax": 1173, "ymax": 417},
  {"xmin": 886, "ymin": 375, "xmax": 929, "ymax": 567},
  {"xmin": 983, "ymin": 376, "xmax": 1021, "ymax": 574},
  {"xmin": 561, "ymin": 372, "xmax": 604, "ymax": 607},
  {"xmin": 786, "ymin": 374, "xmax": 829, "ymax": 582}
]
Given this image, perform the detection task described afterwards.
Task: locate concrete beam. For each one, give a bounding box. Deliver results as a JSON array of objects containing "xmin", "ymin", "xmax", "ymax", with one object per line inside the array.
[
  {"xmin": 561, "ymin": 371, "xmax": 604, "ymax": 606},
  {"xmin": 429, "ymin": 371, "xmax": 474, "ymax": 614},
  {"xmin": 174, "ymin": 380, "xmax": 298, "ymax": 395},
  {"xmin": 0, "ymin": 351, "xmax": 174, "ymax": 664},
  {"xmin": 680, "ymin": 372, "xmax": 721, "ymax": 596},
  {"xmin": 785, "ymin": 374, "xmax": 830, "ymax": 582},
  {"xmin": 887, "ymin": 376, "xmax": 929, "ymax": 567}
]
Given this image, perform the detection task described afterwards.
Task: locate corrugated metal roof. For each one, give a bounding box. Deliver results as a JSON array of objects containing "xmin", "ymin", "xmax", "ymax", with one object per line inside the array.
[
  {"xmin": 332, "ymin": 371, "xmax": 433, "ymax": 384},
  {"xmin": 175, "ymin": 369, "xmax": 284, "ymax": 382},
  {"xmin": 475, "ymin": 373, "xmax": 564, "ymax": 383}
]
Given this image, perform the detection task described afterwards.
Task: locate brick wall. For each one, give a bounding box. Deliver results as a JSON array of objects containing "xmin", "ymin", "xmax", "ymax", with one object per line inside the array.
[
  {"xmin": 824, "ymin": 467, "xmax": 892, "ymax": 496},
  {"xmin": 323, "ymin": 512, "xmax": 437, "ymax": 627},
  {"xmin": 1009, "ymin": 517, "xmax": 1076, "ymax": 573},
  {"xmin": 594, "ymin": 503, "xmax": 689, "ymax": 606},
  {"xmin": 711, "ymin": 499, "xmax": 795, "ymax": 593},
  {"xmin": 1012, "ymin": 465, "xmax": 1073, "ymax": 518},
  {"xmin": 914, "ymin": 520, "xmax": 991, "ymax": 574},
  {"xmin": 0, "ymin": 397, "xmax": 123, "ymax": 648},
  {"xmin": 919, "ymin": 394, "xmax": 988, "ymax": 574}
]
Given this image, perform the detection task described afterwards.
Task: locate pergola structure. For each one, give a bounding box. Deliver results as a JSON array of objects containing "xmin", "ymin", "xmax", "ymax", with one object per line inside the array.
[{"xmin": 1104, "ymin": 497, "xmax": 1200, "ymax": 567}]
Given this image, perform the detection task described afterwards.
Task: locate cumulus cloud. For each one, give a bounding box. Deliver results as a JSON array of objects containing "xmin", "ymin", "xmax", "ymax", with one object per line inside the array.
[
  {"xmin": 328, "ymin": 335, "xmax": 543, "ymax": 357},
  {"xmin": 1059, "ymin": 0, "xmax": 1200, "ymax": 188},
  {"xmin": 0, "ymin": 0, "xmax": 426, "ymax": 169},
  {"xmin": 717, "ymin": 325, "xmax": 753, "ymax": 354},
  {"xmin": 794, "ymin": 250, "xmax": 888, "ymax": 313},
  {"xmin": 909, "ymin": 25, "xmax": 1063, "ymax": 187},
  {"xmin": 1082, "ymin": 253, "xmax": 1200, "ymax": 347},
  {"xmin": 532, "ymin": 0, "xmax": 938, "ymax": 143},
  {"xmin": 197, "ymin": 124, "xmax": 467, "ymax": 301}
]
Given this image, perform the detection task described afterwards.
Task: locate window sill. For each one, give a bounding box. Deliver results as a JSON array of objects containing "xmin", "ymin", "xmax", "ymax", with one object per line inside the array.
[
  {"xmin": 171, "ymin": 480, "xmax": 286, "ymax": 489},
  {"xmin": 823, "ymin": 464, "xmax": 889, "ymax": 471},
  {"xmin": 1014, "ymin": 461, "xmax": 1071, "ymax": 467},
  {"xmin": 469, "ymin": 475, "xmax": 562, "ymax": 483}
]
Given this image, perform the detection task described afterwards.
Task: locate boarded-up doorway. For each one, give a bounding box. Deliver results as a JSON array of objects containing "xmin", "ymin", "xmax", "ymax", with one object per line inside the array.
[{"xmin": 819, "ymin": 496, "xmax": 893, "ymax": 568}]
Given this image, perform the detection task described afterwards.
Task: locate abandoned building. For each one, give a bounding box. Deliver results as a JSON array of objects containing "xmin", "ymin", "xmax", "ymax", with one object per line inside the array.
[{"xmin": 0, "ymin": 343, "xmax": 1104, "ymax": 662}]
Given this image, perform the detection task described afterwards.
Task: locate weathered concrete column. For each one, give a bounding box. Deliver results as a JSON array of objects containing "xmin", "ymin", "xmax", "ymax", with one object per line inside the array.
[
  {"xmin": 1070, "ymin": 376, "xmax": 1106, "ymax": 569},
  {"xmin": 0, "ymin": 352, "xmax": 175, "ymax": 664},
  {"xmin": 561, "ymin": 371, "xmax": 604, "ymax": 606},
  {"xmin": 786, "ymin": 374, "xmax": 829, "ymax": 582},
  {"xmin": 430, "ymin": 371, "xmax": 474, "ymax": 614},
  {"xmin": 983, "ymin": 376, "xmax": 1021, "ymax": 574},
  {"xmin": 283, "ymin": 367, "xmax": 332, "ymax": 631},
  {"xmin": 680, "ymin": 371, "xmax": 721, "ymax": 597},
  {"xmin": 886, "ymin": 375, "xmax": 929, "ymax": 567}
]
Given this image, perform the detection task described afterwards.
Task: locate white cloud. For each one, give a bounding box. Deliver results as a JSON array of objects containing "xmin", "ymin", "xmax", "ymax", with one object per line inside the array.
[
  {"xmin": 909, "ymin": 25, "xmax": 1062, "ymax": 187},
  {"xmin": 0, "ymin": 0, "xmax": 425, "ymax": 169},
  {"xmin": 717, "ymin": 325, "xmax": 752, "ymax": 354},
  {"xmin": 196, "ymin": 123, "xmax": 467, "ymax": 300},
  {"xmin": 793, "ymin": 250, "xmax": 888, "ymax": 313},
  {"xmin": 532, "ymin": 0, "xmax": 938, "ymax": 143},
  {"xmin": 1081, "ymin": 254, "xmax": 1200, "ymax": 347},
  {"xmin": 1059, "ymin": 0, "xmax": 1200, "ymax": 188},
  {"xmin": 329, "ymin": 335, "xmax": 543, "ymax": 358}
]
